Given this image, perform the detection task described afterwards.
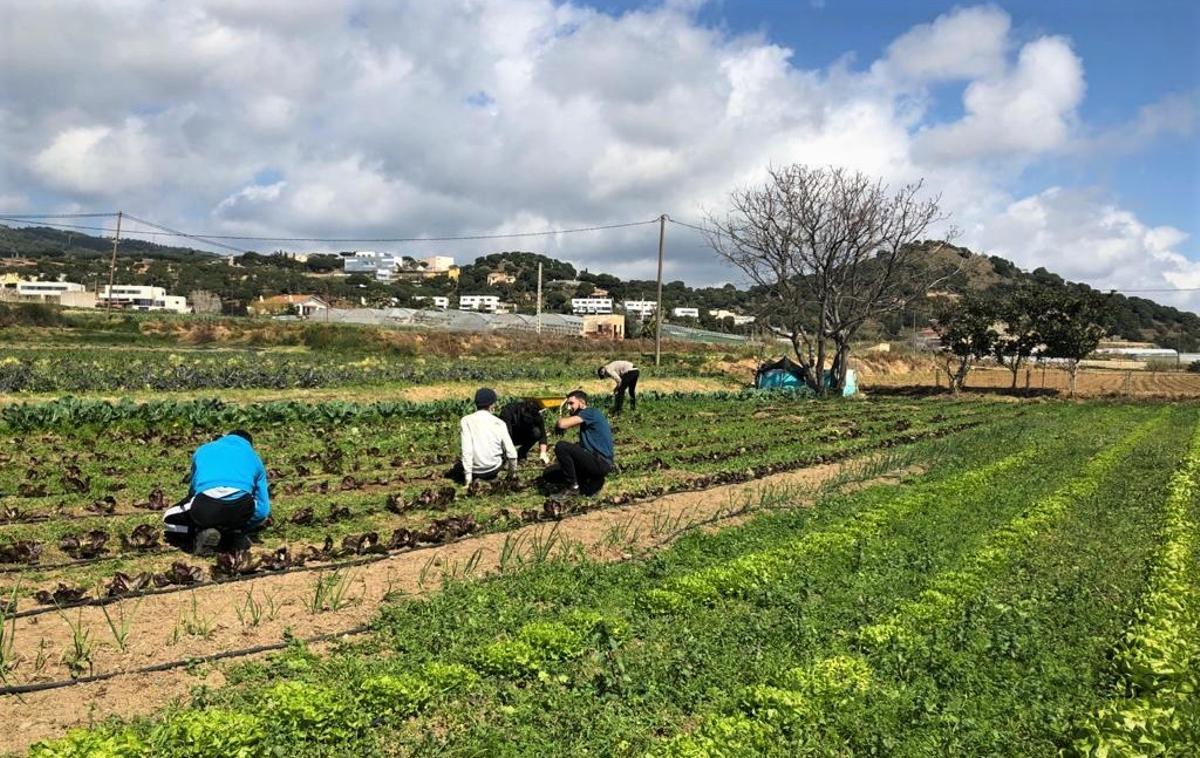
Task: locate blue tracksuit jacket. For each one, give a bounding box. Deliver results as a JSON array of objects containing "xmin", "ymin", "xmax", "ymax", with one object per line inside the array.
[{"xmin": 188, "ymin": 435, "xmax": 271, "ymax": 527}]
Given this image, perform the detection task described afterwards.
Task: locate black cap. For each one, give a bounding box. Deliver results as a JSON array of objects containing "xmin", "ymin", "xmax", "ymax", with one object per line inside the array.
[{"xmin": 474, "ymin": 387, "xmax": 498, "ymax": 408}]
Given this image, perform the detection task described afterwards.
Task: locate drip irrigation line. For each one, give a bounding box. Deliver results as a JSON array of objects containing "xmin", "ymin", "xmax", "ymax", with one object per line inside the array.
[
  {"xmin": 0, "ymin": 548, "xmax": 169, "ymax": 575},
  {"xmin": 0, "ymin": 623, "xmax": 373, "ymax": 697},
  {"xmin": 0, "ymin": 415, "xmax": 996, "ymax": 622}
]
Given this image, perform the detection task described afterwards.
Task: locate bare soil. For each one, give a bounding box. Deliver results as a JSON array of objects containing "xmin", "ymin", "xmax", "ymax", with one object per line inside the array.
[
  {"xmin": 0, "ymin": 456, "xmax": 890, "ymax": 753},
  {"xmin": 863, "ymin": 364, "xmax": 1200, "ymax": 398}
]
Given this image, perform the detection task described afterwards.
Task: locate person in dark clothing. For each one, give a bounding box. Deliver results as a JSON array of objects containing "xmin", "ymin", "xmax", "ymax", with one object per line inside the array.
[
  {"xmin": 164, "ymin": 430, "xmax": 270, "ymax": 556},
  {"xmin": 598, "ymin": 360, "xmax": 639, "ymax": 413},
  {"xmin": 548, "ymin": 390, "xmax": 614, "ymax": 496},
  {"xmin": 499, "ymin": 399, "xmax": 550, "ymax": 464}
]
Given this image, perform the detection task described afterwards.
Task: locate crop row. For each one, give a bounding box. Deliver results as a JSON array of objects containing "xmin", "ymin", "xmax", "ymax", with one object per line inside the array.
[
  {"xmin": 639, "ymin": 444, "xmax": 1042, "ymax": 613},
  {"xmin": 12, "ymin": 403, "xmax": 1146, "ymax": 755},
  {"xmin": 0, "ymin": 349, "xmax": 710, "ymax": 393},
  {"xmin": 649, "ymin": 412, "xmax": 1163, "ymax": 755},
  {"xmin": 0, "ymin": 388, "xmax": 879, "ymax": 432},
  {"xmin": 29, "ymin": 411, "xmax": 1022, "ymax": 754},
  {"xmin": 0, "ymin": 400, "xmax": 977, "ymax": 516},
  {"xmin": 6, "ymin": 411, "xmax": 999, "ymax": 611},
  {"xmin": 1071, "ymin": 422, "xmax": 1200, "ymax": 755},
  {"xmin": 0, "ymin": 395, "xmax": 960, "ymax": 502}
]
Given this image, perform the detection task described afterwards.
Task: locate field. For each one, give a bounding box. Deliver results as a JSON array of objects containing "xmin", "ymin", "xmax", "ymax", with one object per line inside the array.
[
  {"xmin": 862, "ymin": 362, "xmax": 1200, "ymax": 398},
  {"xmin": 0, "ymin": 335, "xmax": 1197, "ymax": 756}
]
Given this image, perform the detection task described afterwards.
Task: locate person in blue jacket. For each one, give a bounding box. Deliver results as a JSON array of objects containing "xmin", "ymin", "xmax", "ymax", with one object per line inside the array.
[{"xmin": 163, "ymin": 430, "xmax": 270, "ymax": 555}]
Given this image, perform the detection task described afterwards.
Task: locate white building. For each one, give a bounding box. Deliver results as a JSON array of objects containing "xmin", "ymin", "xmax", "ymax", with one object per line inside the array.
[
  {"xmin": 344, "ymin": 251, "xmax": 401, "ymax": 278},
  {"xmin": 708, "ymin": 309, "xmax": 756, "ymax": 326},
  {"xmin": 100, "ymin": 285, "xmax": 190, "ymax": 313},
  {"xmin": 624, "ymin": 300, "xmax": 658, "ymax": 319},
  {"xmin": 16, "ymin": 281, "xmax": 85, "ymax": 300},
  {"xmin": 487, "ymin": 272, "xmax": 515, "ymax": 286},
  {"xmin": 672, "ymin": 307, "xmax": 700, "ymax": 319},
  {"xmin": 459, "ymin": 295, "xmax": 500, "ymax": 312},
  {"xmin": 413, "ymin": 296, "xmax": 450, "ymax": 309},
  {"xmin": 343, "ymin": 251, "xmax": 380, "ymax": 274},
  {"xmin": 423, "ymin": 256, "xmax": 455, "ymax": 272},
  {"xmin": 160, "ymin": 295, "xmax": 190, "ymax": 313},
  {"xmin": 572, "ymin": 297, "xmax": 614, "ymax": 315}
]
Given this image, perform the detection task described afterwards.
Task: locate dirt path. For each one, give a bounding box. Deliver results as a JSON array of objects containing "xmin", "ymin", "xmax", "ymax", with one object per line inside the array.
[
  {"xmin": 0, "ymin": 455, "xmax": 891, "ymax": 753},
  {"xmin": 0, "ymin": 376, "xmax": 739, "ymax": 406}
]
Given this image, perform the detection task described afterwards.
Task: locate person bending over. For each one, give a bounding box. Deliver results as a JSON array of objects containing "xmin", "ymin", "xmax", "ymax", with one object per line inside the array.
[
  {"xmin": 552, "ymin": 390, "xmax": 614, "ymax": 496},
  {"xmin": 447, "ymin": 387, "xmax": 518, "ymax": 487},
  {"xmin": 164, "ymin": 430, "xmax": 270, "ymax": 556},
  {"xmin": 499, "ymin": 398, "xmax": 550, "ymax": 464},
  {"xmin": 598, "ymin": 359, "xmax": 639, "ymax": 413}
]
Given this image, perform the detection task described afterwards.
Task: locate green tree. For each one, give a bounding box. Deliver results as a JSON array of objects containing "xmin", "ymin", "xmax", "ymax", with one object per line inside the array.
[
  {"xmin": 1039, "ymin": 289, "xmax": 1113, "ymax": 397},
  {"xmin": 993, "ymin": 286, "xmax": 1046, "ymax": 389},
  {"xmin": 932, "ymin": 296, "xmax": 998, "ymax": 393}
]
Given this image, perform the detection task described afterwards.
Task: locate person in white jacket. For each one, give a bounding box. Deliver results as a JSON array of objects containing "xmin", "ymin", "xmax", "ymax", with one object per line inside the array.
[{"xmin": 446, "ymin": 387, "xmax": 518, "ymax": 487}]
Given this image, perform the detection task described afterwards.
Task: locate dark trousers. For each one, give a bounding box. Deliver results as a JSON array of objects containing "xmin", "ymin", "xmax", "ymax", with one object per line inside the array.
[
  {"xmin": 553, "ymin": 441, "xmax": 612, "ymax": 493},
  {"xmin": 514, "ymin": 427, "xmax": 546, "ymax": 460},
  {"xmin": 445, "ymin": 461, "xmax": 501, "ymax": 485},
  {"xmin": 163, "ymin": 492, "xmax": 257, "ymax": 552},
  {"xmin": 615, "ymin": 369, "xmax": 639, "ymax": 413}
]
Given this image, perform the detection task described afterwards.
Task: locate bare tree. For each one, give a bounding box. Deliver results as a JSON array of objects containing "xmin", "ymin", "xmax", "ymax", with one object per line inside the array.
[{"xmin": 705, "ymin": 165, "xmax": 951, "ymax": 394}]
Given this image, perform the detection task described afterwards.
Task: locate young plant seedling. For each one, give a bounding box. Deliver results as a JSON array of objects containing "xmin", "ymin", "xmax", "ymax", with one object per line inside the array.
[
  {"xmin": 99, "ymin": 596, "xmax": 142, "ymax": 652},
  {"xmin": 58, "ymin": 607, "xmax": 94, "ymax": 678}
]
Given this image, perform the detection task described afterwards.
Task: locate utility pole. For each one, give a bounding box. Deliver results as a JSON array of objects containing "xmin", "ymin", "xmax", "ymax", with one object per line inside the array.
[
  {"xmin": 654, "ymin": 213, "xmax": 666, "ymax": 367},
  {"xmin": 106, "ymin": 211, "xmax": 122, "ymax": 313},
  {"xmin": 536, "ymin": 262, "xmax": 543, "ymax": 335}
]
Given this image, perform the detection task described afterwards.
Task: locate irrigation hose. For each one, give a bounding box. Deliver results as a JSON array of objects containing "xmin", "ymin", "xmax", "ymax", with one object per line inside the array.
[{"xmin": 0, "ymin": 624, "xmax": 374, "ymax": 697}]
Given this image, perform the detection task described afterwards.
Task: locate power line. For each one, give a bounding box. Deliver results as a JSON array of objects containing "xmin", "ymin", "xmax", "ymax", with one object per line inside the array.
[
  {"xmin": 667, "ymin": 216, "xmax": 708, "ymax": 234},
  {"xmin": 0, "ymin": 212, "xmax": 118, "ymax": 219},
  {"xmin": 0, "ymin": 218, "xmax": 122, "ymax": 234},
  {"xmin": 0, "ymin": 214, "xmax": 661, "ymax": 243},
  {"xmin": 122, "ymin": 213, "xmax": 247, "ymax": 255},
  {"xmin": 5, "ymin": 211, "xmax": 1199, "ymax": 297}
]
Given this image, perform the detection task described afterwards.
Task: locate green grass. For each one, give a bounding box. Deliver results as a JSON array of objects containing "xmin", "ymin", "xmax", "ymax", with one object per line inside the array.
[{"xmin": 23, "ymin": 402, "xmax": 1199, "ymax": 757}]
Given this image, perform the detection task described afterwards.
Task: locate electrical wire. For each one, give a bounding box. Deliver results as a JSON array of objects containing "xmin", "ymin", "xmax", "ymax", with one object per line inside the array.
[
  {"xmin": 122, "ymin": 213, "xmax": 247, "ymax": 255},
  {"xmin": 666, "ymin": 216, "xmax": 709, "ymax": 234},
  {"xmin": 0, "ymin": 212, "xmax": 117, "ymax": 219},
  {"xmin": 1, "ymin": 214, "xmax": 661, "ymax": 243},
  {"xmin": 4, "ymin": 211, "xmax": 1200, "ymax": 297}
]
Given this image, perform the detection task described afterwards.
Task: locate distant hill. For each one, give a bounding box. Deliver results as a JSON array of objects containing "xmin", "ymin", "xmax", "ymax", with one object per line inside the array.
[{"xmin": 3, "ymin": 224, "xmax": 1199, "ymax": 348}]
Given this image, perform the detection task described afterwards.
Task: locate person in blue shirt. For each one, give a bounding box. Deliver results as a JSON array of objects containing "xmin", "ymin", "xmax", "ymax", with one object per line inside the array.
[
  {"xmin": 163, "ymin": 430, "xmax": 270, "ymax": 555},
  {"xmin": 550, "ymin": 390, "xmax": 614, "ymax": 496}
]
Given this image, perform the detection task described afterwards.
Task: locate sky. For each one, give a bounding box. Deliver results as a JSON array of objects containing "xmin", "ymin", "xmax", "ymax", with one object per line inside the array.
[{"xmin": 0, "ymin": 0, "xmax": 1197, "ymax": 307}]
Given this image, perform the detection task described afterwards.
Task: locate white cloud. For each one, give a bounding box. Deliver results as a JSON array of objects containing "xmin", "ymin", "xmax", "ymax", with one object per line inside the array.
[
  {"xmin": 31, "ymin": 120, "xmax": 159, "ymax": 195},
  {"xmin": 0, "ymin": 2, "xmax": 1195, "ymax": 307},
  {"xmin": 878, "ymin": 5, "xmax": 1011, "ymax": 83},
  {"xmin": 915, "ymin": 36, "xmax": 1085, "ymax": 161},
  {"xmin": 970, "ymin": 186, "xmax": 1200, "ymax": 308}
]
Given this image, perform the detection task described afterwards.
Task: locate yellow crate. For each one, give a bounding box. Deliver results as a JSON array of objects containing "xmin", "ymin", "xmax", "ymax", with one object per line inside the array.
[{"xmin": 531, "ymin": 396, "xmax": 566, "ymax": 411}]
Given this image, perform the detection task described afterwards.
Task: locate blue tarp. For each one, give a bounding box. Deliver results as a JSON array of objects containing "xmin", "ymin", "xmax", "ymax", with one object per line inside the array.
[{"xmin": 754, "ymin": 357, "xmax": 856, "ymax": 396}]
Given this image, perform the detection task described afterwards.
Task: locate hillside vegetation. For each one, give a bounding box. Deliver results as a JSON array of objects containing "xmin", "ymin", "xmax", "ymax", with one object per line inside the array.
[{"xmin": 3, "ymin": 224, "xmax": 1199, "ymax": 348}]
